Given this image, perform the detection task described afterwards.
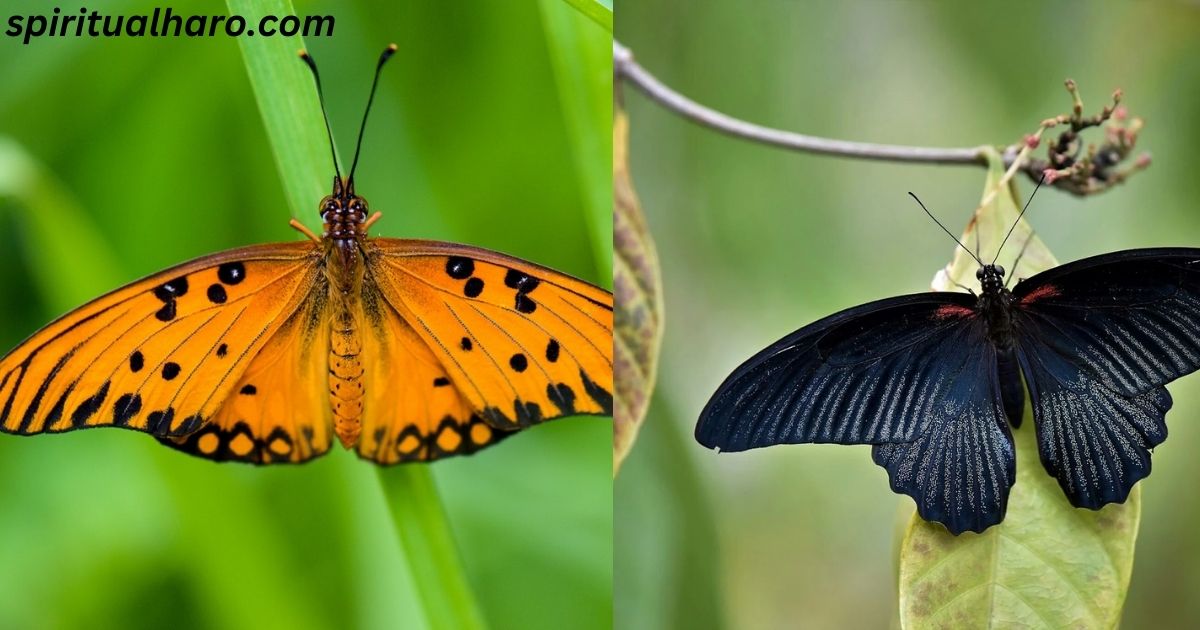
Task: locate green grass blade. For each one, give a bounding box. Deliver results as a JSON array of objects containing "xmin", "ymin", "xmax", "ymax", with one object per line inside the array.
[
  {"xmin": 227, "ymin": 0, "xmax": 328, "ymax": 222},
  {"xmin": 559, "ymin": 0, "xmax": 612, "ymax": 33},
  {"xmin": 227, "ymin": 1, "xmax": 487, "ymax": 627},
  {"xmin": 538, "ymin": 0, "xmax": 613, "ymax": 284},
  {"xmin": 377, "ymin": 469, "xmax": 487, "ymax": 630}
]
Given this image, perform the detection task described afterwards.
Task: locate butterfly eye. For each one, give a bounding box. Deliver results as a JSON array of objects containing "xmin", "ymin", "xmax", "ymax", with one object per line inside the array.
[
  {"xmin": 995, "ymin": 265, "xmax": 1005, "ymax": 277},
  {"xmin": 976, "ymin": 268, "xmax": 985, "ymax": 279}
]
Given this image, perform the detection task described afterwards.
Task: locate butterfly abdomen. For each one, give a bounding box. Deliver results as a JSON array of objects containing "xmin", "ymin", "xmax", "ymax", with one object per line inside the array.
[
  {"xmin": 326, "ymin": 236, "xmax": 367, "ymax": 450},
  {"xmin": 329, "ymin": 314, "xmax": 365, "ymax": 449}
]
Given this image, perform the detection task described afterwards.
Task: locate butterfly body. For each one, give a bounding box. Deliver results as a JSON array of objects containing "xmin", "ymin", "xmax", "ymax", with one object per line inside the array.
[
  {"xmin": 697, "ymin": 248, "xmax": 1200, "ymax": 534},
  {"xmin": 320, "ymin": 177, "xmax": 371, "ymax": 448}
]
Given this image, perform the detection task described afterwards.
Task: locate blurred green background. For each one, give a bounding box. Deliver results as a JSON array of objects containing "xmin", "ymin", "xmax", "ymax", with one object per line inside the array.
[
  {"xmin": 616, "ymin": 2, "xmax": 1200, "ymax": 628},
  {"xmin": 0, "ymin": 1, "xmax": 610, "ymax": 629}
]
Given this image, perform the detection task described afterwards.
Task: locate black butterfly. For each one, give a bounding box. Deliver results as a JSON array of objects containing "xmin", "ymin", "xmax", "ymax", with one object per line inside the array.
[{"xmin": 696, "ymin": 220, "xmax": 1200, "ymax": 534}]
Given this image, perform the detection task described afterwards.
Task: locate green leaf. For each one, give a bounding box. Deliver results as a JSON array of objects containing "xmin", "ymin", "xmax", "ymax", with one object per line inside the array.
[
  {"xmin": 227, "ymin": 2, "xmax": 486, "ymax": 628},
  {"xmin": 899, "ymin": 147, "xmax": 1138, "ymax": 629},
  {"xmin": 378, "ymin": 468, "xmax": 486, "ymax": 630},
  {"xmin": 538, "ymin": 0, "xmax": 613, "ymax": 282},
  {"xmin": 559, "ymin": 0, "xmax": 613, "ymax": 33},
  {"xmin": 226, "ymin": 0, "xmax": 328, "ymax": 223},
  {"xmin": 612, "ymin": 102, "xmax": 663, "ymax": 474}
]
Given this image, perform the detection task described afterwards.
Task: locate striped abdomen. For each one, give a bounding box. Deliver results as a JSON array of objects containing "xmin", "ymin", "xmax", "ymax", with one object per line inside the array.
[
  {"xmin": 326, "ymin": 238, "xmax": 366, "ymax": 449},
  {"xmin": 328, "ymin": 302, "xmax": 364, "ymax": 448}
]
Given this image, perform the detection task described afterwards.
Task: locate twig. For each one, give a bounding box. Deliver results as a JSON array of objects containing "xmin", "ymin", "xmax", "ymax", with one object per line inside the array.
[
  {"xmin": 614, "ymin": 41, "xmax": 985, "ymax": 166},
  {"xmin": 614, "ymin": 41, "xmax": 1149, "ymax": 195}
]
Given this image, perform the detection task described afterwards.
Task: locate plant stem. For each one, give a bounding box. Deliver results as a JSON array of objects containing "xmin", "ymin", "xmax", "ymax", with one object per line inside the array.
[
  {"xmin": 228, "ymin": 1, "xmax": 486, "ymax": 627},
  {"xmin": 615, "ymin": 41, "xmax": 989, "ymax": 166},
  {"xmin": 378, "ymin": 469, "xmax": 487, "ymax": 630}
]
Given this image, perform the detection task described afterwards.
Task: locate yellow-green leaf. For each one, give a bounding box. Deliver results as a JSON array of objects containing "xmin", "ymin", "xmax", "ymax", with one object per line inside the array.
[
  {"xmin": 899, "ymin": 147, "xmax": 1138, "ymax": 629},
  {"xmin": 613, "ymin": 102, "xmax": 663, "ymax": 475}
]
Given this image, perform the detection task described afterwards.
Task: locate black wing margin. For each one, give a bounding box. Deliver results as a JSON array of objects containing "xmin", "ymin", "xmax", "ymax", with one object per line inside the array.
[
  {"xmin": 1013, "ymin": 248, "xmax": 1200, "ymax": 509},
  {"xmin": 696, "ymin": 293, "xmax": 1017, "ymax": 533}
]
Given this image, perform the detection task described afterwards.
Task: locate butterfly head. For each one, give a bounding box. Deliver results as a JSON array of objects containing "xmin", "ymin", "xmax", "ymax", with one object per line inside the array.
[
  {"xmin": 976, "ymin": 264, "xmax": 1005, "ymax": 294},
  {"xmin": 320, "ymin": 176, "xmax": 370, "ymax": 240}
]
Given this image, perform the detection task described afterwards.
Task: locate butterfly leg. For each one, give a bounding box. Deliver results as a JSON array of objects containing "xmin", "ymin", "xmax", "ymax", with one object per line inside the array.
[{"xmin": 290, "ymin": 219, "xmax": 322, "ymax": 244}]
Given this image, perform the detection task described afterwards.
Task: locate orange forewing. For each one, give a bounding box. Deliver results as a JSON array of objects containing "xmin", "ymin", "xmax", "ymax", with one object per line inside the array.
[
  {"xmin": 366, "ymin": 239, "xmax": 613, "ymax": 432},
  {"xmin": 0, "ymin": 242, "xmax": 321, "ymax": 442}
]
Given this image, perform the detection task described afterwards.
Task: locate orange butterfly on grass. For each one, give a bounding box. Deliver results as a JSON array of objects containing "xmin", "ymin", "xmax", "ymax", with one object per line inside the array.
[{"xmin": 0, "ymin": 46, "xmax": 613, "ymax": 465}]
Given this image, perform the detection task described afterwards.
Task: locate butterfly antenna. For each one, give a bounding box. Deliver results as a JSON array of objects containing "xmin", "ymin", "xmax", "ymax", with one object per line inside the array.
[
  {"xmin": 347, "ymin": 43, "xmax": 398, "ymax": 186},
  {"xmin": 973, "ymin": 222, "xmax": 981, "ymax": 262},
  {"xmin": 909, "ymin": 192, "xmax": 983, "ymax": 266},
  {"xmin": 992, "ymin": 172, "xmax": 1047, "ymax": 265},
  {"xmin": 1004, "ymin": 232, "xmax": 1036, "ymax": 288},
  {"xmin": 298, "ymin": 49, "xmax": 342, "ymax": 183}
]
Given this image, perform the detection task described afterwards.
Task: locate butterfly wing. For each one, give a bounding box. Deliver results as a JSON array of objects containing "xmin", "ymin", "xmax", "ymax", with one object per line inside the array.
[
  {"xmin": 157, "ymin": 284, "xmax": 334, "ymax": 464},
  {"xmin": 697, "ymin": 293, "xmax": 1016, "ymax": 534},
  {"xmin": 353, "ymin": 239, "xmax": 612, "ymax": 464},
  {"xmin": 0, "ymin": 241, "xmax": 327, "ymax": 462},
  {"xmin": 1012, "ymin": 248, "xmax": 1200, "ymax": 508}
]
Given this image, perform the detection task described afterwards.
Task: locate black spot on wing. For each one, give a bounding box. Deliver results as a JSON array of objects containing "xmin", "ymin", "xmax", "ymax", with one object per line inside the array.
[
  {"xmin": 69, "ymin": 381, "xmax": 110, "ymax": 428},
  {"xmin": 514, "ymin": 293, "xmax": 537, "ymax": 314},
  {"xmin": 155, "ymin": 301, "xmax": 177, "ymax": 322},
  {"xmin": 481, "ymin": 406, "xmax": 516, "ymax": 430},
  {"xmin": 509, "ymin": 353, "xmax": 528, "ymax": 372},
  {"xmin": 175, "ymin": 414, "xmax": 204, "ymax": 436},
  {"xmin": 154, "ymin": 276, "xmax": 189, "ymax": 302},
  {"xmin": 239, "ymin": 384, "xmax": 257, "ymax": 395},
  {"xmin": 129, "ymin": 351, "xmax": 144, "ymax": 373},
  {"xmin": 113, "ymin": 393, "xmax": 142, "ymax": 426},
  {"xmin": 146, "ymin": 407, "xmax": 176, "ymax": 435},
  {"xmin": 546, "ymin": 339, "xmax": 560, "ymax": 363},
  {"xmin": 464, "ymin": 277, "xmax": 484, "ymax": 298},
  {"xmin": 580, "ymin": 370, "xmax": 613, "ymax": 415},
  {"xmin": 217, "ymin": 262, "xmax": 246, "ymax": 285},
  {"xmin": 446, "ymin": 257, "xmax": 475, "ymax": 280},
  {"xmin": 216, "ymin": 343, "xmax": 228, "ymax": 358},
  {"xmin": 460, "ymin": 337, "xmax": 473, "ymax": 351},
  {"xmin": 504, "ymin": 269, "xmax": 540, "ymax": 293},
  {"xmin": 207, "ymin": 284, "xmax": 228, "ymax": 304},
  {"xmin": 547, "ymin": 383, "xmax": 576, "ymax": 416},
  {"xmin": 433, "ymin": 377, "xmax": 451, "ymax": 388},
  {"xmin": 514, "ymin": 400, "xmax": 543, "ymax": 427},
  {"xmin": 161, "ymin": 362, "xmax": 181, "ymax": 381}
]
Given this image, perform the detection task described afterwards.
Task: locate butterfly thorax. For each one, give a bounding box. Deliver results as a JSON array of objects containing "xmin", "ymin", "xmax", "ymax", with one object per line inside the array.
[
  {"xmin": 321, "ymin": 177, "xmax": 369, "ymax": 449},
  {"xmin": 975, "ymin": 264, "xmax": 1015, "ymax": 348}
]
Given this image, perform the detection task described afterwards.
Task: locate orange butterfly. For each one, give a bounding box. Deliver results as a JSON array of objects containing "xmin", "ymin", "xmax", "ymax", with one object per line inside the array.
[{"xmin": 0, "ymin": 46, "xmax": 613, "ymax": 465}]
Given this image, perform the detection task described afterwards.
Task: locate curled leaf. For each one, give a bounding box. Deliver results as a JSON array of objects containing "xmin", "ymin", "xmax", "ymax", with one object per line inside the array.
[
  {"xmin": 613, "ymin": 101, "xmax": 663, "ymax": 475},
  {"xmin": 900, "ymin": 147, "xmax": 1138, "ymax": 628}
]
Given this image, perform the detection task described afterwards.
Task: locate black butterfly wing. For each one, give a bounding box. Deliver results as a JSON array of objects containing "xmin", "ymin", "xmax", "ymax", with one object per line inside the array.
[
  {"xmin": 1012, "ymin": 248, "xmax": 1200, "ymax": 509},
  {"xmin": 697, "ymin": 293, "xmax": 1016, "ymax": 534}
]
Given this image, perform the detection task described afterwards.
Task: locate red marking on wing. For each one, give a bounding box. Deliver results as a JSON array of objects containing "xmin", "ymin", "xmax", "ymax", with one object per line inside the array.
[
  {"xmin": 1020, "ymin": 284, "xmax": 1061, "ymax": 304},
  {"xmin": 934, "ymin": 304, "xmax": 975, "ymax": 320}
]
